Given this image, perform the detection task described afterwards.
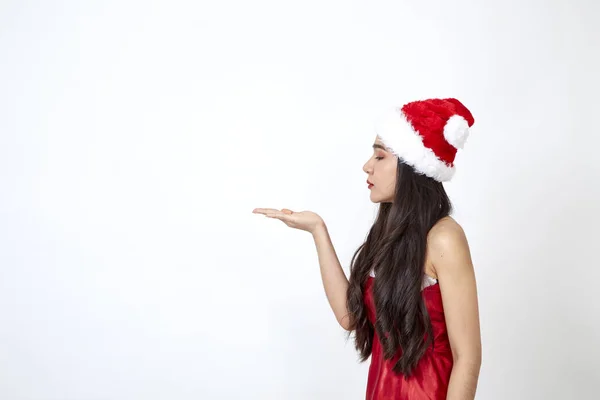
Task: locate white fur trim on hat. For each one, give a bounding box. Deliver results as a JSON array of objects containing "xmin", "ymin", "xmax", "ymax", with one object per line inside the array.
[
  {"xmin": 443, "ymin": 115, "xmax": 470, "ymax": 149},
  {"xmin": 374, "ymin": 108, "xmax": 455, "ymax": 182}
]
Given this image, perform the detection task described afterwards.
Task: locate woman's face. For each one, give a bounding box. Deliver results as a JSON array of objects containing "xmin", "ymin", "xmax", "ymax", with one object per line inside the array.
[{"xmin": 363, "ymin": 136, "xmax": 397, "ymax": 203}]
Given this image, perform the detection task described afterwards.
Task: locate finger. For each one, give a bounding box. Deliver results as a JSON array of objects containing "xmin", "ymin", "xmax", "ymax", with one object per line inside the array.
[
  {"xmin": 281, "ymin": 209, "xmax": 294, "ymax": 215},
  {"xmin": 265, "ymin": 211, "xmax": 285, "ymax": 218},
  {"xmin": 253, "ymin": 208, "xmax": 280, "ymax": 215},
  {"xmin": 266, "ymin": 212, "xmax": 292, "ymax": 222}
]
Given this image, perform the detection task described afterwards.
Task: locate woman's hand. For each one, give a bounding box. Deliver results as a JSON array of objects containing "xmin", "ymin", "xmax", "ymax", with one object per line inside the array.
[{"xmin": 252, "ymin": 208, "xmax": 324, "ymax": 234}]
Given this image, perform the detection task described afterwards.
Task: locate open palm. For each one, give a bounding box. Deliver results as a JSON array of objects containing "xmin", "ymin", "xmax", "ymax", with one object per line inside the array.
[{"xmin": 252, "ymin": 208, "xmax": 324, "ymax": 233}]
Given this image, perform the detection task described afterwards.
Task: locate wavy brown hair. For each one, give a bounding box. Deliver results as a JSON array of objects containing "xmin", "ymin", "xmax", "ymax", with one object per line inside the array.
[{"xmin": 346, "ymin": 159, "xmax": 452, "ymax": 376}]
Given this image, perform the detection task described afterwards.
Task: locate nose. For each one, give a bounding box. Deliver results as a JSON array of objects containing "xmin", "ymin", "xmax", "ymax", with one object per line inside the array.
[{"xmin": 363, "ymin": 157, "xmax": 372, "ymax": 174}]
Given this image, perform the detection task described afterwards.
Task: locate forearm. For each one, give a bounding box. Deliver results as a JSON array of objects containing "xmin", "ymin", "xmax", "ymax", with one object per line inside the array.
[
  {"xmin": 312, "ymin": 223, "xmax": 350, "ymax": 329},
  {"xmin": 446, "ymin": 358, "xmax": 481, "ymax": 400}
]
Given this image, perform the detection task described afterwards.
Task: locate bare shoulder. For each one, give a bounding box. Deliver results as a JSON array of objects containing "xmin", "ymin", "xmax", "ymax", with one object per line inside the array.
[
  {"xmin": 428, "ymin": 216, "xmax": 467, "ymax": 247},
  {"xmin": 427, "ymin": 216, "xmax": 472, "ymax": 274}
]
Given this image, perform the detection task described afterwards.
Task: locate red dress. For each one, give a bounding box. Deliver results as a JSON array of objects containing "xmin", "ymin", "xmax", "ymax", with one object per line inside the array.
[{"xmin": 363, "ymin": 276, "xmax": 453, "ymax": 399}]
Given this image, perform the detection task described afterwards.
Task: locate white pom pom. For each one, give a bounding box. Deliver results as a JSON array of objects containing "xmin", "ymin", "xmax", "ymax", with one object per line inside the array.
[{"xmin": 443, "ymin": 115, "xmax": 470, "ymax": 149}]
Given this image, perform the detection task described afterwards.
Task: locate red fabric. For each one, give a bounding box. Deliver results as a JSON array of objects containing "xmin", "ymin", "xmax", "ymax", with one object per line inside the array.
[
  {"xmin": 401, "ymin": 98, "xmax": 475, "ymax": 166},
  {"xmin": 364, "ymin": 277, "xmax": 453, "ymax": 400}
]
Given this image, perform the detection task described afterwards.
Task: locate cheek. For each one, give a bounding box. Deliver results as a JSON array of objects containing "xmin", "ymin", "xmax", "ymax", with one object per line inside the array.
[
  {"xmin": 385, "ymin": 162, "xmax": 397, "ymax": 184},
  {"xmin": 372, "ymin": 163, "xmax": 395, "ymax": 194}
]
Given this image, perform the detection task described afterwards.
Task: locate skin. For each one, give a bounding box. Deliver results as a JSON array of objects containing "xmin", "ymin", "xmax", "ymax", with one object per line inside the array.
[
  {"xmin": 363, "ymin": 137, "xmax": 398, "ymax": 203},
  {"xmin": 253, "ymin": 135, "xmax": 481, "ymax": 400}
]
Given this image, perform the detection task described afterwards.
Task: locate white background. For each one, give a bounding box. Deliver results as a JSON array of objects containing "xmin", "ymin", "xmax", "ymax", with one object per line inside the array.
[{"xmin": 1, "ymin": 0, "xmax": 599, "ymax": 399}]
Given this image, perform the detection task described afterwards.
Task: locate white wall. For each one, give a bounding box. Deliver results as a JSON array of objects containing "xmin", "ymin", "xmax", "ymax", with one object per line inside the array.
[{"xmin": 1, "ymin": 0, "xmax": 599, "ymax": 399}]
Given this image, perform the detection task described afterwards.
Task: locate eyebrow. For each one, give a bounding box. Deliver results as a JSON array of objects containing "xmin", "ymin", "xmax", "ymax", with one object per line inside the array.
[{"xmin": 373, "ymin": 144, "xmax": 389, "ymax": 151}]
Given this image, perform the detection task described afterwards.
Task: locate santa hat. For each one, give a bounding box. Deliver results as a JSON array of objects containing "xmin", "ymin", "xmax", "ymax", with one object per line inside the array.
[{"xmin": 374, "ymin": 98, "xmax": 475, "ymax": 182}]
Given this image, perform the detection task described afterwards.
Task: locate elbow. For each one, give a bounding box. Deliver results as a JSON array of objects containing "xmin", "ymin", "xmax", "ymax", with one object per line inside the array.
[
  {"xmin": 339, "ymin": 320, "xmax": 351, "ymax": 331},
  {"xmin": 452, "ymin": 345, "xmax": 482, "ymax": 369},
  {"xmin": 338, "ymin": 316, "xmax": 352, "ymax": 331}
]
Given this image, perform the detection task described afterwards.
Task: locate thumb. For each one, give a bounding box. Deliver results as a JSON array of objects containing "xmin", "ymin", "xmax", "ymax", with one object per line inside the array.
[{"xmin": 281, "ymin": 209, "xmax": 294, "ymax": 215}]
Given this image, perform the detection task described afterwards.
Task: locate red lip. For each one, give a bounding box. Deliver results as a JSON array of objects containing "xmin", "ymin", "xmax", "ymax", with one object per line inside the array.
[{"xmin": 367, "ymin": 180, "xmax": 374, "ymax": 188}]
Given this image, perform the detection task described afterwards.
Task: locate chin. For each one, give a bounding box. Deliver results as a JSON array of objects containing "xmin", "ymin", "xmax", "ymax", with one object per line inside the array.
[
  {"xmin": 369, "ymin": 193, "xmax": 383, "ymax": 203},
  {"xmin": 370, "ymin": 192, "xmax": 392, "ymax": 204}
]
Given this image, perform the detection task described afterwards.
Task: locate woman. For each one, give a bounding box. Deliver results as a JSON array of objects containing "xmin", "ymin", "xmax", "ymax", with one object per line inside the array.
[{"xmin": 253, "ymin": 98, "xmax": 481, "ymax": 400}]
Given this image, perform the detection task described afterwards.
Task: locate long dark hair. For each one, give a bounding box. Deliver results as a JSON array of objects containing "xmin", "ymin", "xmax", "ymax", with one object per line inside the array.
[{"xmin": 346, "ymin": 158, "xmax": 452, "ymax": 376}]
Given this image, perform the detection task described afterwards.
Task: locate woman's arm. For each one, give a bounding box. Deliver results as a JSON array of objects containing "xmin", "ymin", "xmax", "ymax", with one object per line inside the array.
[
  {"xmin": 312, "ymin": 223, "xmax": 351, "ymax": 330},
  {"xmin": 253, "ymin": 208, "xmax": 351, "ymax": 330},
  {"xmin": 429, "ymin": 219, "xmax": 482, "ymax": 400}
]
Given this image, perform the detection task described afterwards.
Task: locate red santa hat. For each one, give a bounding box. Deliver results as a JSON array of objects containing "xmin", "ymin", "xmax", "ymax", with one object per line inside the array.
[{"xmin": 374, "ymin": 98, "xmax": 475, "ymax": 182}]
